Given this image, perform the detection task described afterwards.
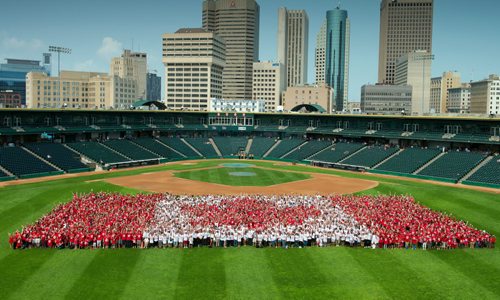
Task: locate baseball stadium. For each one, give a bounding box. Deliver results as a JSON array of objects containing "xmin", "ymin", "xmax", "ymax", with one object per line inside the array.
[{"xmin": 0, "ymin": 108, "xmax": 499, "ymax": 299}]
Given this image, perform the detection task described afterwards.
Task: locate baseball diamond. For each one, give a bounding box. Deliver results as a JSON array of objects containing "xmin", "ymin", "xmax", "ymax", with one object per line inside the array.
[{"xmin": 0, "ymin": 109, "xmax": 499, "ymax": 299}]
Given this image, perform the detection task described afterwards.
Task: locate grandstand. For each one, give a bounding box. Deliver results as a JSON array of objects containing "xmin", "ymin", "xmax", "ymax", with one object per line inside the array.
[
  {"xmin": 102, "ymin": 139, "xmax": 159, "ymax": 161},
  {"xmin": 67, "ymin": 142, "xmax": 130, "ymax": 165},
  {"xmin": 374, "ymin": 147, "xmax": 441, "ymax": 174},
  {"xmin": 212, "ymin": 136, "xmax": 248, "ymax": 157},
  {"xmin": 248, "ymin": 137, "xmax": 277, "ymax": 158},
  {"xmin": 417, "ymin": 151, "xmax": 486, "ymax": 181},
  {"xmin": 183, "ymin": 138, "xmax": 219, "ymax": 158},
  {"xmin": 131, "ymin": 138, "xmax": 184, "ymax": 160},
  {"xmin": 283, "ymin": 140, "xmax": 332, "ymax": 161},
  {"xmin": 0, "ymin": 146, "xmax": 59, "ymax": 177},
  {"xmin": 464, "ymin": 156, "xmax": 500, "ymax": 185},
  {"xmin": 156, "ymin": 137, "xmax": 200, "ymax": 158},
  {"xmin": 340, "ymin": 146, "xmax": 400, "ymax": 168},
  {"xmin": 266, "ymin": 138, "xmax": 305, "ymax": 159},
  {"xmin": 0, "ymin": 108, "xmax": 498, "ymax": 188},
  {"xmin": 24, "ymin": 143, "xmax": 90, "ymax": 172},
  {"xmin": 307, "ymin": 143, "xmax": 365, "ymax": 164},
  {"xmin": 0, "ymin": 168, "xmax": 12, "ymax": 180}
]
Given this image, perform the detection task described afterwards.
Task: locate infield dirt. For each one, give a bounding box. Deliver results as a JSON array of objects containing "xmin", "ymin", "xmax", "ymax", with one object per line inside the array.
[{"xmin": 105, "ymin": 167, "xmax": 379, "ymax": 195}]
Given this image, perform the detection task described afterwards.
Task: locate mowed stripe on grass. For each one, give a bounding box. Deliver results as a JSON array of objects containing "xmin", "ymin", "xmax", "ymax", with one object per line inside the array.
[{"xmin": 0, "ymin": 160, "xmax": 498, "ymax": 299}]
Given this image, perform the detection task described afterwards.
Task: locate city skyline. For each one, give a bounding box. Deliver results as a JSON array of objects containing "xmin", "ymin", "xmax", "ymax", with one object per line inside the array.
[{"xmin": 1, "ymin": 0, "xmax": 499, "ymax": 101}]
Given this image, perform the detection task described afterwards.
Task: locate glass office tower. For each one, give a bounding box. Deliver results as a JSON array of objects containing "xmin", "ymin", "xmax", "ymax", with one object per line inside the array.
[{"xmin": 325, "ymin": 8, "xmax": 349, "ymax": 111}]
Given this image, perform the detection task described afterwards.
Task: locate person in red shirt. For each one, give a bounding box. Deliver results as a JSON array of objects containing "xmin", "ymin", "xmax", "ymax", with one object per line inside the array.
[{"xmin": 8, "ymin": 233, "xmax": 14, "ymax": 249}]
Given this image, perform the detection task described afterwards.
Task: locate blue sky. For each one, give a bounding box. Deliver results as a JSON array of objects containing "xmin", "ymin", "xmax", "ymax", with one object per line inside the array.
[{"xmin": 1, "ymin": 0, "xmax": 499, "ymax": 101}]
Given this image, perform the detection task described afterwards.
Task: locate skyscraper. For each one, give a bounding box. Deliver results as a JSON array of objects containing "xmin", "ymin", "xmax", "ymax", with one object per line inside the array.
[
  {"xmin": 325, "ymin": 7, "xmax": 350, "ymax": 111},
  {"xmin": 394, "ymin": 50, "xmax": 433, "ymax": 115},
  {"xmin": 277, "ymin": 8, "xmax": 308, "ymax": 88},
  {"xmin": 470, "ymin": 75, "xmax": 500, "ymax": 115},
  {"xmin": 378, "ymin": 0, "xmax": 433, "ymax": 85},
  {"xmin": 110, "ymin": 50, "xmax": 147, "ymax": 100},
  {"xmin": 146, "ymin": 73, "xmax": 162, "ymax": 101},
  {"xmin": 162, "ymin": 28, "xmax": 226, "ymax": 111},
  {"xmin": 314, "ymin": 20, "xmax": 326, "ymax": 84},
  {"xmin": 202, "ymin": 0, "xmax": 259, "ymax": 100},
  {"xmin": 26, "ymin": 71, "xmax": 114, "ymax": 109},
  {"xmin": 430, "ymin": 71, "xmax": 461, "ymax": 113},
  {"xmin": 252, "ymin": 61, "xmax": 284, "ymax": 112},
  {"xmin": 0, "ymin": 55, "xmax": 51, "ymax": 106}
]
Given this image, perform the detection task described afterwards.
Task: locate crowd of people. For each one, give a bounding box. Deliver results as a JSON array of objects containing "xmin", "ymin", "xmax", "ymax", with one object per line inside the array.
[
  {"xmin": 9, "ymin": 193, "xmax": 159, "ymax": 249},
  {"xmin": 9, "ymin": 193, "xmax": 495, "ymax": 250},
  {"xmin": 144, "ymin": 194, "xmax": 373, "ymax": 248},
  {"xmin": 332, "ymin": 195, "xmax": 495, "ymax": 249}
]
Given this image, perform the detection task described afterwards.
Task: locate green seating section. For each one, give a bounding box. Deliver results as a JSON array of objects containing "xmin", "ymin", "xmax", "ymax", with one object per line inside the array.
[
  {"xmin": 283, "ymin": 140, "xmax": 332, "ymax": 161},
  {"xmin": 24, "ymin": 143, "xmax": 88, "ymax": 171},
  {"xmin": 0, "ymin": 147, "xmax": 57, "ymax": 176},
  {"xmin": 308, "ymin": 143, "xmax": 365, "ymax": 163},
  {"xmin": 418, "ymin": 151, "xmax": 486, "ymax": 180},
  {"xmin": 463, "ymin": 157, "xmax": 500, "ymax": 185},
  {"xmin": 266, "ymin": 139, "xmax": 305, "ymax": 159},
  {"xmin": 341, "ymin": 146, "xmax": 399, "ymax": 168},
  {"xmin": 157, "ymin": 137, "xmax": 200, "ymax": 157},
  {"xmin": 102, "ymin": 139, "xmax": 159, "ymax": 161},
  {"xmin": 131, "ymin": 138, "xmax": 184, "ymax": 160},
  {"xmin": 0, "ymin": 168, "xmax": 10, "ymax": 179},
  {"xmin": 212, "ymin": 137, "xmax": 248, "ymax": 157},
  {"xmin": 184, "ymin": 138, "xmax": 219, "ymax": 158},
  {"xmin": 375, "ymin": 147, "xmax": 441, "ymax": 174},
  {"xmin": 248, "ymin": 137, "xmax": 277, "ymax": 158},
  {"xmin": 67, "ymin": 142, "xmax": 129, "ymax": 164}
]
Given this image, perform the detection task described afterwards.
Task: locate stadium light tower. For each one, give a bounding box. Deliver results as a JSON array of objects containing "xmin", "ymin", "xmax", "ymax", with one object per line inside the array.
[{"xmin": 48, "ymin": 46, "xmax": 72, "ymax": 77}]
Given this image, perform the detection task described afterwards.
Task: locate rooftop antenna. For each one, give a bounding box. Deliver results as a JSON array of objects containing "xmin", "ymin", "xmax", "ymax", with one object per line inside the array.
[
  {"xmin": 132, "ymin": 38, "xmax": 134, "ymax": 51},
  {"xmin": 337, "ymin": 0, "xmax": 341, "ymax": 9}
]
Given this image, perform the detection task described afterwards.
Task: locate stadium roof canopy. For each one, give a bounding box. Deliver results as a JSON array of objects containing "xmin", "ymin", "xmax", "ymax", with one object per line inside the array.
[
  {"xmin": 132, "ymin": 100, "xmax": 166, "ymax": 110},
  {"xmin": 290, "ymin": 104, "xmax": 326, "ymax": 113}
]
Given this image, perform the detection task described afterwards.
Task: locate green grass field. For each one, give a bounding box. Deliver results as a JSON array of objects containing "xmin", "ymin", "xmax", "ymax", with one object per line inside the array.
[
  {"xmin": 0, "ymin": 159, "xmax": 498, "ymax": 299},
  {"xmin": 174, "ymin": 166, "xmax": 310, "ymax": 186}
]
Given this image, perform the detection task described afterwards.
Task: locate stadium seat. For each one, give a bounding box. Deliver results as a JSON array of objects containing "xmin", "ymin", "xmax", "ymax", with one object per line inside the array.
[
  {"xmin": 307, "ymin": 143, "xmax": 365, "ymax": 163},
  {"xmin": 375, "ymin": 147, "xmax": 441, "ymax": 174},
  {"xmin": 248, "ymin": 137, "xmax": 277, "ymax": 158},
  {"xmin": 341, "ymin": 146, "xmax": 399, "ymax": 168},
  {"xmin": 67, "ymin": 142, "xmax": 130, "ymax": 164},
  {"xmin": 266, "ymin": 138, "xmax": 305, "ymax": 159},
  {"xmin": 102, "ymin": 139, "xmax": 159, "ymax": 161},
  {"xmin": 464, "ymin": 156, "xmax": 500, "ymax": 185},
  {"xmin": 283, "ymin": 140, "xmax": 332, "ymax": 161},
  {"xmin": 417, "ymin": 151, "xmax": 486, "ymax": 181},
  {"xmin": 24, "ymin": 143, "xmax": 89, "ymax": 172},
  {"xmin": 157, "ymin": 137, "xmax": 201, "ymax": 158},
  {"xmin": 212, "ymin": 136, "xmax": 248, "ymax": 157},
  {"xmin": 131, "ymin": 138, "xmax": 184, "ymax": 160},
  {"xmin": 183, "ymin": 138, "xmax": 219, "ymax": 158},
  {"xmin": 0, "ymin": 146, "xmax": 57, "ymax": 176},
  {"xmin": 0, "ymin": 168, "xmax": 10, "ymax": 179}
]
